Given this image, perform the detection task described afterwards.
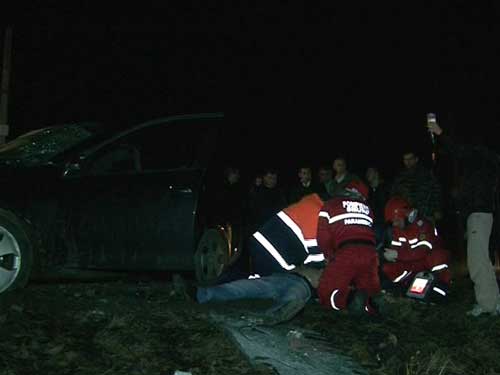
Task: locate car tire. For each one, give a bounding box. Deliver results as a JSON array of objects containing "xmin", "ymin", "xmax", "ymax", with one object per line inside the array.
[
  {"xmin": 0, "ymin": 208, "xmax": 34, "ymax": 294},
  {"xmin": 194, "ymin": 228, "xmax": 230, "ymax": 285}
]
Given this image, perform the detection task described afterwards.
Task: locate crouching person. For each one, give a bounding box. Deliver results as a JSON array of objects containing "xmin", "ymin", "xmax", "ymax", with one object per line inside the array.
[
  {"xmin": 217, "ymin": 192, "xmax": 328, "ymax": 284},
  {"xmin": 382, "ymin": 197, "xmax": 451, "ymax": 301},
  {"xmin": 196, "ymin": 265, "xmax": 323, "ymax": 325},
  {"xmin": 316, "ymin": 180, "xmax": 384, "ymax": 316}
]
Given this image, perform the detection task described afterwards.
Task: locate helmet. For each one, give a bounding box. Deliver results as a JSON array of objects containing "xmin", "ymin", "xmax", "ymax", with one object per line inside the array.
[
  {"xmin": 345, "ymin": 180, "xmax": 369, "ymax": 200},
  {"xmin": 384, "ymin": 196, "xmax": 417, "ymax": 223}
]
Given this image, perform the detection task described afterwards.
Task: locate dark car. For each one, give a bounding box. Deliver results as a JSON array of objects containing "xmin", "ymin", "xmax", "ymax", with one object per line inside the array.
[{"xmin": 0, "ymin": 112, "xmax": 243, "ymax": 294}]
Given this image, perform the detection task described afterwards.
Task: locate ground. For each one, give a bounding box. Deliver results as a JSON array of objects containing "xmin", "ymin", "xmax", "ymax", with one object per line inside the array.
[{"xmin": 0, "ymin": 272, "xmax": 499, "ymax": 375}]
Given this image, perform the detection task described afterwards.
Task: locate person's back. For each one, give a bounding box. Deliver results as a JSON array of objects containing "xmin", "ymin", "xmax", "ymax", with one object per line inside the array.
[
  {"xmin": 316, "ymin": 180, "xmax": 382, "ymax": 315},
  {"xmin": 428, "ymin": 120, "xmax": 500, "ymax": 316},
  {"xmin": 451, "ymin": 144, "xmax": 499, "ymax": 219},
  {"xmin": 318, "ymin": 190, "xmax": 375, "ymax": 260}
]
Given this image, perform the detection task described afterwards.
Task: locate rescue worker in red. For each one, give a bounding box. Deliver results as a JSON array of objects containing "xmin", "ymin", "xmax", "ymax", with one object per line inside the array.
[
  {"xmin": 382, "ymin": 196, "xmax": 451, "ymax": 293},
  {"xmin": 316, "ymin": 180, "xmax": 384, "ymax": 315},
  {"xmin": 247, "ymin": 192, "xmax": 327, "ymax": 276}
]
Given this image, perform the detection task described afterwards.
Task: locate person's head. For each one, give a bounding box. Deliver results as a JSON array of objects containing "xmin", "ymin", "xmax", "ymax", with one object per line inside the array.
[
  {"xmin": 402, "ymin": 152, "xmax": 419, "ymax": 170},
  {"xmin": 365, "ymin": 167, "xmax": 381, "ymax": 186},
  {"xmin": 344, "ymin": 179, "xmax": 369, "ymax": 201},
  {"xmin": 298, "ymin": 166, "xmax": 312, "ymax": 185},
  {"xmin": 262, "ymin": 168, "xmax": 278, "ymax": 189},
  {"xmin": 318, "ymin": 165, "xmax": 333, "ymax": 183},
  {"xmin": 224, "ymin": 167, "xmax": 240, "ymax": 185},
  {"xmin": 384, "ymin": 196, "xmax": 418, "ymax": 229},
  {"xmin": 254, "ymin": 175, "xmax": 263, "ymax": 187},
  {"xmin": 333, "ymin": 157, "xmax": 347, "ymax": 176}
]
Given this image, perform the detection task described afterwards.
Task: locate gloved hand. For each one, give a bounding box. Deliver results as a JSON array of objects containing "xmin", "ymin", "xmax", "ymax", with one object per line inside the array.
[{"xmin": 383, "ymin": 249, "xmax": 398, "ymax": 262}]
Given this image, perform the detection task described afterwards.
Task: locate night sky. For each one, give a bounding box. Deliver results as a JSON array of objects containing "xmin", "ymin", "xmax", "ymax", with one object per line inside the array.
[{"xmin": 2, "ymin": 2, "xmax": 500, "ymax": 181}]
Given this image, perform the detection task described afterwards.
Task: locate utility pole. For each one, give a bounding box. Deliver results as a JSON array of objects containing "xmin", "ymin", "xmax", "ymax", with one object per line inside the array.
[{"xmin": 0, "ymin": 26, "xmax": 13, "ymax": 144}]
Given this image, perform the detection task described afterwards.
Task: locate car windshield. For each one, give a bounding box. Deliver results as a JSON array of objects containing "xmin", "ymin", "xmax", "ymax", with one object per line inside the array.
[{"xmin": 0, "ymin": 123, "xmax": 98, "ymax": 166}]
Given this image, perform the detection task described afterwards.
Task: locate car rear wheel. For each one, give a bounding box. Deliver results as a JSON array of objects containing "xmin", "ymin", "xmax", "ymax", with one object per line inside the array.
[
  {"xmin": 0, "ymin": 209, "xmax": 34, "ymax": 294},
  {"xmin": 194, "ymin": 228, "xmax": 230, "ymax": 285}
]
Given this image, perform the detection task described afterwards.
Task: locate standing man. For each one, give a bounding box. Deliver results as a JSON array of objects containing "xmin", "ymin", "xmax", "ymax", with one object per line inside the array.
[
  {"xmin": 391, "ymin": 150, "xmax": 442, "ymax": 225},
  {"xmin": 365, "ymin": 166, "xmax": 390, "ymax": 249},
  {"xmin": 428, "ymin": 120, "xmax": 500, "ymax": 317},
  {"xmin": 325, "ymin": 157, "xmax": 359, "ymax": 198},
  {"xmin": 288, "ymin": 165, "xmax": 319, "ymax": 204},
  {"xmin": 316, "ymin": 180, "xmax": 384, "ymax": 315}
]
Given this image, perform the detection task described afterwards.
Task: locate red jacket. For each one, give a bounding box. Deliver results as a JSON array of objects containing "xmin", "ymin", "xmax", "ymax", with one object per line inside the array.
[
  {"xmin": 390, "ymin": 218, "xmax": 441, "ymax": 262},
  {"xmin": 317, "ymin": 196, "xmax": 375, "ymax": 260}
]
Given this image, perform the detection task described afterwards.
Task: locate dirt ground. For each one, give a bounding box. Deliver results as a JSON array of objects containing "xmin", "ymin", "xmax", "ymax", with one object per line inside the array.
[{"xmin": 1, "ymin": 271, "xmax": 499, "ymax": 375}]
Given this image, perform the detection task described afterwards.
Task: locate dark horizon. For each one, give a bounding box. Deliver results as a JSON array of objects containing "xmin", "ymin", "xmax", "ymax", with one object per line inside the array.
[{"xmin": 2, "ymin": 2, "xmax": 500, "ymax": 182}]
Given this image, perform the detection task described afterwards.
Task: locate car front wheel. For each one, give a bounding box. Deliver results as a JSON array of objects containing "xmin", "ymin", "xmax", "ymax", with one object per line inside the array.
[
  {"xmin": 0, "ymin": 209, "xmax": 34, "ymax": 294},
  {"xmin": 194, "ymin": 228, "xmax": 230, "ymax": 285}
]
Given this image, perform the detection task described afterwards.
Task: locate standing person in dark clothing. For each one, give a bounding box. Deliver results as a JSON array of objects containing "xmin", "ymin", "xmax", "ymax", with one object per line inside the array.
[
  {"xmin": 428, "ymin": 120, "xmax": 500, "ymax": 317},
  {"xmin": 317, "ymin": 164, "xmax": 334, "ymax": 199},
  {"xmin": 391, "ymin": 150, "xmax": 442, "ymax": 225},
  {"xmin": 213, "ymin": 166, "xmax": 246, "ymax": 248},
  {"xmin": 216, "ymin": 167, "xmax": 244, "ymax": 223},
  {"xmin": 248, "ymin": 168, "xmax": 288, "ymax": 230},
  {"xmin": 288, "ymin": 165, "xmax": 320, "ymax": 204},
  {"xmin": 365, "ymin": 167, "xmax": 390, "ymax": 250},
  {"xmin": 325, "ymin": 157, "xmax": 360, "ymax": 198}
]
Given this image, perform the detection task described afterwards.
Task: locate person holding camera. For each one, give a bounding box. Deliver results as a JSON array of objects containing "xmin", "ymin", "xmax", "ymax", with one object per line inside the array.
[{"xmin": 427, "ymin": 119, "xmax": 500, "ymax": 317}]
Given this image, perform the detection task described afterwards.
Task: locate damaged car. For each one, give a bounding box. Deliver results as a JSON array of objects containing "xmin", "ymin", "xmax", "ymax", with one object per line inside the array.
[{"xmin": 0, "ymin": 112, "xmax": 242, "ymax": 294}]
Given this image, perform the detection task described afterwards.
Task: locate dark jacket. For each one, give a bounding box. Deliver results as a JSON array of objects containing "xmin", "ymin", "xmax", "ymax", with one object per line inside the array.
[
  {"xmin": 439, "ymin": 134, "xmax": 500, "ymax": 220},
  {"xmin": 248, "ymin": 186, "xmax": 288, "ymax": 230},
  {"xmin": 325, "ymin": 172, "xmax": 359, "ymax": 198},
  {"xmin": 367, "ymin": 182, "xmax": 390, "ymax": 226},
  {"xmin": 391, "ymin": 164, "xmax": 442, "ymax": 222},
  {"xmin": 288, "ymin": 182, "xmax": 321, "ymax": 204}
]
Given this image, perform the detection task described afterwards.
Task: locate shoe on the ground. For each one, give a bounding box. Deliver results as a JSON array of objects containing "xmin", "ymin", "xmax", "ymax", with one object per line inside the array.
[
  {"xmin": 370, "ymin": 293, "xmax": 388, "ymax": 316},
  {"xmin": 466, "ymin": 303, "xmax": 500, "ymax": 317},
  {"xmin": 171, "ymin": 274, "xmax": 197, "ymax": 301},
  {"xmin": 348, "ymin": 291, "xmax": 367, "ymax": 317}
]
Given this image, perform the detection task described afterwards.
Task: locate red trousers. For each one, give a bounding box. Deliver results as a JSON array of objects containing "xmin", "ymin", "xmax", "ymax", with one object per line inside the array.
[
  {"xmin": 318, "ymin": 246, "xmax": 381, "ymax": 311},
  {"xmin": 382, "ymin": 248, "xmax": 451, "ymax": 285}
]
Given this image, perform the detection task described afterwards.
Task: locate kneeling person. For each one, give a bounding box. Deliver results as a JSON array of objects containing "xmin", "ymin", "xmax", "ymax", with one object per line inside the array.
[{"xmin": 382, "ymin": 197, "xmax": 451, "ymax": 300}]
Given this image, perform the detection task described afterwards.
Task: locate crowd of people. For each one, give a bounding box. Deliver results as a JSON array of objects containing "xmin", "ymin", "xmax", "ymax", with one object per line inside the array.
[{"xmin": 197, "ymin": 118, "xmax": 500, "ymax": 323}]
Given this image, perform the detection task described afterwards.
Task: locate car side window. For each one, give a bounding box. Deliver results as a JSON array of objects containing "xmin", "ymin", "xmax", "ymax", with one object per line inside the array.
[
  {"xmin": 128, "ymin": 123, "xmax": 194, "ymax": 171},
  {"xmin": 86, "ymin": 143, "xmax": 141, "ymax": 175},
  {"xmin": 84, "ymin": 118, "xmax": 220, "ymax": 176}
]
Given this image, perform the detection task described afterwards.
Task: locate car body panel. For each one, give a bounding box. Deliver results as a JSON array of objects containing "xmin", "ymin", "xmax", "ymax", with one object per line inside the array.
[{"xmin": 0, "ymin": 113, "xmax": 227, "ymax": 277}]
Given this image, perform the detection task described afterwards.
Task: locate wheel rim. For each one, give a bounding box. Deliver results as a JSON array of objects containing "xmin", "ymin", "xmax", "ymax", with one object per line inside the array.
[
  {"xmin": 0, "ymin": 225, "xmax": 21, "ymax": 293},
  {"xmin": 196, "ymin": 231, "xmax": 228, "ymax": 283}
]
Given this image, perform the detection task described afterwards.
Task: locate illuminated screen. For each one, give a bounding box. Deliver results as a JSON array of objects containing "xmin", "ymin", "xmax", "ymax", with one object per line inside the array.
[{"xmin": 409, "ymin": 277, "xmax": 428, "ymax": 294}]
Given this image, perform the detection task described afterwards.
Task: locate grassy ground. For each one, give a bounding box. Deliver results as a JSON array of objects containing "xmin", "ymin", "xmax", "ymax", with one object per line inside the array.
[{"xmin": 0, "ymin": 273, "xmax": 499, "ymax": 375}]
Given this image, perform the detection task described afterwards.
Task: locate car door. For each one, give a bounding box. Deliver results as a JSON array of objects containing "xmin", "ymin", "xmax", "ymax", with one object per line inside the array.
[{"xmin": 62, "ymin": 115, "xmax": 221, "ymax": 271}]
